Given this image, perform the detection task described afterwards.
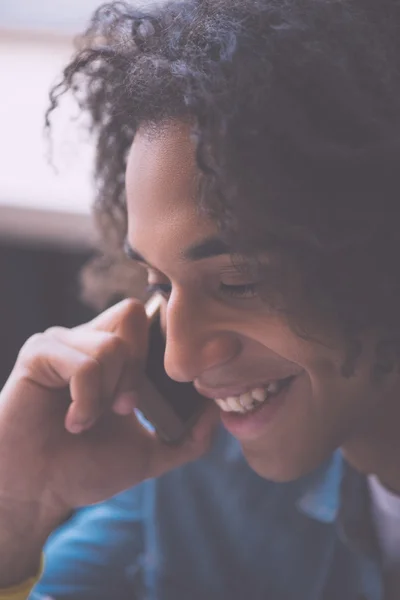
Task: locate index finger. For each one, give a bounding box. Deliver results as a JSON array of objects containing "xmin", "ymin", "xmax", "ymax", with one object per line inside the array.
[{"xmin": 85, "ymin": 299, "xmax": 149, "ymax": 360}]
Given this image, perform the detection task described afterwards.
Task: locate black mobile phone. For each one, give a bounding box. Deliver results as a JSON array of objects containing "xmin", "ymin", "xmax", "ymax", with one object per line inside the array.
[{"xmin": 139, "ymin": 294, "xmax": 207, "ymax": 444}]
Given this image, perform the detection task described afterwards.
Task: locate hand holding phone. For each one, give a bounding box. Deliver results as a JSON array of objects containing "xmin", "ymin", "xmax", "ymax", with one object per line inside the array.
[{"xmin": 0, "ymin": 298, "xmax": 217, "ymax": 585}]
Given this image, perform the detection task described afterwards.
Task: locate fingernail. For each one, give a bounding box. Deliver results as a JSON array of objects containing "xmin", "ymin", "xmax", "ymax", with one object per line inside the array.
[
  {"xmin": 68, "ymin": 422, "xmax": 85, "ymax": 434},
  {"xmin": 113, "ymin": 393, "xmax": 135, "ymax": 415},
  {"xmin": 68, "ymin": 417, "xmax": 95, "ymax": 434}
]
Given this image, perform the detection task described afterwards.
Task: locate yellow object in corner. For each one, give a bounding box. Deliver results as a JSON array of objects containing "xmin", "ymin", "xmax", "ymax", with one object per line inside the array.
[{"xmin": 0, "ymin": 554, "xmax": 44, "ymax": 600}]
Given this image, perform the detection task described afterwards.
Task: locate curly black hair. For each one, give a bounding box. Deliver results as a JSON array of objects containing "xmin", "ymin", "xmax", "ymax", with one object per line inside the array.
[{"xmin": 47, "ymin": 0, "xmax": 400, "ymax": 358}]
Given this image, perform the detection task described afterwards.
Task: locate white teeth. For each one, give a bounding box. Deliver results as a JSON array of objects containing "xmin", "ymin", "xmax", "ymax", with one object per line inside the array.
[
  {"xmin": 251, "ymin": 387, "xmax": 267, "ymax": 403},
  {"xmin": 216, "ymin": 392, "xmax": 258, "ymax": 414},
  {"xmin": 267, "ymin": 381, "xmax": 280, "ymax": 395},
  {"xmin": 226, "ymin": 396, "xmax": 246, "ymax": 413},
  {"xmin": 216, "ymin": 387, "xmax": 268, "ymax": 414},
  {"xmin": 239, "ymin": 391, "xmax": 254, "ymax": 410},
  {"xmin": 215, "ymin": 398, "xmax": 230, "ymax": 411},
  {"xmin": 215, "ymin": 379, "xmax": 288, "ymax": 414}
]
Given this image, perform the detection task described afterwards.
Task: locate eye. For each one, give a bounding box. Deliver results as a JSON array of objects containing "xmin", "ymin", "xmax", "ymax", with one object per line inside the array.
[
  {"xmin": 146, "ymin": 283, "xmax": 172, "ymax": 299},
  {"xmin": 219, "ymin": 282, "xmax": 258, "ymax": 299}
]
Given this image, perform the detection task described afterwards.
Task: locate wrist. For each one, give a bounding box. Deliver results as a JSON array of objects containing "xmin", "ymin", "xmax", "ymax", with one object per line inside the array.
[{"xmin": 0, "ymin": 496, "xmax": 67, "ymax": 587}]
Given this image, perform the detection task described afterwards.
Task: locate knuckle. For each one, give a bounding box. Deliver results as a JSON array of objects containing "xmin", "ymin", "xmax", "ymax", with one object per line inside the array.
[
  {"xmin": 124, "ymin": 297, "xmax": 143, "ymax": 310},
  {"xmin": 120, "ymin": 297, "xmax": 146, "ymax": 321},
  {"xmin": 23, "ymin": 332, "xmax": 43, "ymax": 348},
  {"xmin": 16, "ymin": 334, "xmax": 52, "ymax": 377},
  {"xmin": 44, "ymin": 326, "xmax": 68, "ymax": 338},
  {"xmin": 104, "ymin": 333, "xmax": 124, "ymax": 355},
  {"xmin": 17, "ymin": 333, "xmax": 46, "ymax": 362},
  {"xmin": 96, "ymin": 334, "xmax": 126, "ymax": 362},
  {"xmin": 79, "ymin": 356, "xmax": 101, "ymax": 378}
]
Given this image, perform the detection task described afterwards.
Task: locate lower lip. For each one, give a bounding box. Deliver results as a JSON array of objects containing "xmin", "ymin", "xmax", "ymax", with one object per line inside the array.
[{"xmin": 219, "ymin": 378, "xmax": 296, "ymax": 441}]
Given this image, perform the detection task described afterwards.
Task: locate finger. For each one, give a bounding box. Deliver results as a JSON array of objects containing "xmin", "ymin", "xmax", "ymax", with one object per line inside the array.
[
  {"xmin": 188, "ymin": 399, "xmax": 220, "ymax": 445},
  {"xmin": 126, "ymin": 393, "xmax": 218, "ymax": 477},
  {"xmin": 113, "ymin": 374, "xmax": 218, "ymax": 463},
  {"xmin": 147, "ymin": 407, "xmax": 218, "ymax": 476},
  {"xmin": 113, "ymin": 391, "xmax": 136, "ymax": 415},
  {"xmin": 66, "ymin": 358, "xmax": 103, "ymax": 433},
  {"xmin": 87, "ymin": 300, "xmax": 149, "ymax": 360},
  {"xmin": 16, "ymin": 337, "xmax": 105, "ymax": 434},
  {"xmin": 113, "ymin": 300, "xmax": 149, "ymax": 361},
  {"xmin": 72, "ymin": 299, "xmax": 149, "ymax": 363},
  {"xmin": 17, "ymin": 336, "xmax": 94, "ymax": 390},
  {"xmin": 46, "ymin": 327, "xmax": 143, "ymax": 411},
  {"xmin": 77, "ymin": 394, "xmax": 218, "ymax": 491},
  {"xmin": 110, "ymin": 349, "xmax": 156, "ymax": 415},
  {"xmin": 82, "ymin": 298, "xmax": 138, "ymax": 332}
]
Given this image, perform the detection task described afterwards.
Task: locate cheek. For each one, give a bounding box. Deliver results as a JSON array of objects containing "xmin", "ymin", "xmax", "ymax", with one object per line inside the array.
[
  {"xmin": 238, "ymin": 371, "xmax": 357, "ymax": 481},
  {"xmin": 248, "ymin": 322, "xmax": 336, "ymax": 370},
  {"xmin": 248, "ymin": 310, "xmax": 349, "ymax": 363},
  {"xmin": 304, "ymin": 361, "xmax": 383, "ymax": 454}
]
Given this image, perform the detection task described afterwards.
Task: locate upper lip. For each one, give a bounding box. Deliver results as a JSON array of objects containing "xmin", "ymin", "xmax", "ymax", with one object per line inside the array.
[{"xmin": 194, "ymin": 374, "xmax": 300, "ymax": 400}]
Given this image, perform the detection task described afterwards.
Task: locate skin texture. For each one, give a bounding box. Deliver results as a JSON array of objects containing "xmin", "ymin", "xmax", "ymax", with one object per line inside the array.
[
  {"xmin": 0, "ymin": 282, "xmax": 217, "ymax": 586},
  {"xmin": 126, "ymin": 122, "xmax": 400, "ymax": 485},
  {"xmin": 1, "ymin": 121, "xmax": 400, "ymax": 587}
]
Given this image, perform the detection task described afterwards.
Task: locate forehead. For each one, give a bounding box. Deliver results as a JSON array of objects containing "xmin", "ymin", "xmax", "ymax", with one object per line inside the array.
[{"xmin": 125, "ymin": 121, "xmax": 217, "ymax": 262}]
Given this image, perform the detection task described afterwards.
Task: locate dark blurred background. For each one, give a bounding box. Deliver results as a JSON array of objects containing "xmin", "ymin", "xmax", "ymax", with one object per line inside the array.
[
  {"xmin": 0, "ymin": 0, "xmax": 109, "ymax": 386},
  {"xmin": 0, "ymin": 243, "xmax": 94, "ymax": 386}
]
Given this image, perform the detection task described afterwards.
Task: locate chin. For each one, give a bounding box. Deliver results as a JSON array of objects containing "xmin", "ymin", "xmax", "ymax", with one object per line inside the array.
[{"xmin": 242, "ymin": 446, "xmax": 328, "ymax": 483}]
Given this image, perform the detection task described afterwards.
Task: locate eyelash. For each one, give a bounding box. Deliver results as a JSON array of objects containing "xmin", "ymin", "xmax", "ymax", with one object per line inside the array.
[
  {"xmin": 146, "ymin": 282, "xmax": 258, "ymax": 299},
  {"xmin": 219, "ymin": 282, "xmax": 258, "ymax": 298}
]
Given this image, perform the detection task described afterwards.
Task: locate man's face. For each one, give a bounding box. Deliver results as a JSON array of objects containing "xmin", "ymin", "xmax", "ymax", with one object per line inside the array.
[{"xmin": 125, "ymin": 122, "xmax": 390, "ymax": 481}]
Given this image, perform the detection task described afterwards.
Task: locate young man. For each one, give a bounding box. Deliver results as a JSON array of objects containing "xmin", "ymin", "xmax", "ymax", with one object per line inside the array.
[{"xmin": 1, "ymin": 0, "xmax": 400, "ymax": 598}]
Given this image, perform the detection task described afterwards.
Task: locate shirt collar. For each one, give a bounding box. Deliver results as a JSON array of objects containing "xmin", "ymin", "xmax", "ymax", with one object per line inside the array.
[
  {"xmin": 296, "ymin": 450, "xmax": 380, "ymax": 560},
  {"xmin": 296, "ymin": 450, "xmax": 344, "ymax": 523}
]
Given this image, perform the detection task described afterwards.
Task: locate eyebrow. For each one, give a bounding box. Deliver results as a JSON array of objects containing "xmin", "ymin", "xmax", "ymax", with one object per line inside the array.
[{"xmin": 124, "ymin": 235, "xmax": 231, "ymax": 265}]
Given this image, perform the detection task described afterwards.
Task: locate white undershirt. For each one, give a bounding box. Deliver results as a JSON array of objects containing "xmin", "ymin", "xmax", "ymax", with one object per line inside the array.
[{"xmin": 368, "ymin": 474, "xmax": 400, "ymax": 569}]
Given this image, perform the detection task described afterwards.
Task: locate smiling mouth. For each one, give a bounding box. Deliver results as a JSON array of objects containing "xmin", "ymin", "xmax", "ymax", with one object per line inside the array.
[{"xmin": 199, "ymin": 375, "xmax": 297, "ymax": 415}]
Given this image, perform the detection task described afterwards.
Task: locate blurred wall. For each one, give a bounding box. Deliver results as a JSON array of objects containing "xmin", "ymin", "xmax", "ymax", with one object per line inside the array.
[
  {"xmin": 0, "ymin": 2, "xmax": 150, "ymax": 387},
  {"xmin": 0, "ymin": 243, "xmax": 95, "ymax": 387},
  {"xmin": 0, "ymin": 0, "xmax": 105, "ymax": 32},
  {"xmin": 0, "ymin": 3, "xmax": 101, "ymax": 386}
]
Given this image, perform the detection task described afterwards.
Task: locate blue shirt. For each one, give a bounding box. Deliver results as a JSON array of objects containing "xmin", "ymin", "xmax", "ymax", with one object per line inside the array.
[{"xmin": 32, "ymin": 429, "xmax": 383, "ymax": 600}]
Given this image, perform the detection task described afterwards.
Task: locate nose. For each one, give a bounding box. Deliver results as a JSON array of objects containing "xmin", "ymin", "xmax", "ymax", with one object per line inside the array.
[{"xmin": 163, "ymin": 296, "xmax": 241, "ymax": 383}]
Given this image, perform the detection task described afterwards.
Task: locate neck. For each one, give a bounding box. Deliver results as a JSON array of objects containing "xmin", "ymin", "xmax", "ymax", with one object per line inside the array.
[{"xmin": 342, "ymin": 389, "xmax": 400, "ymax": 494}]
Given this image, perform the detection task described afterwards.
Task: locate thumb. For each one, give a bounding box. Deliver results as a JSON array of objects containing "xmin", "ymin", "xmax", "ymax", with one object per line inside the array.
[{"xmin": 146, "ymin": 400, "xmax": 220, "ymax": 477}]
